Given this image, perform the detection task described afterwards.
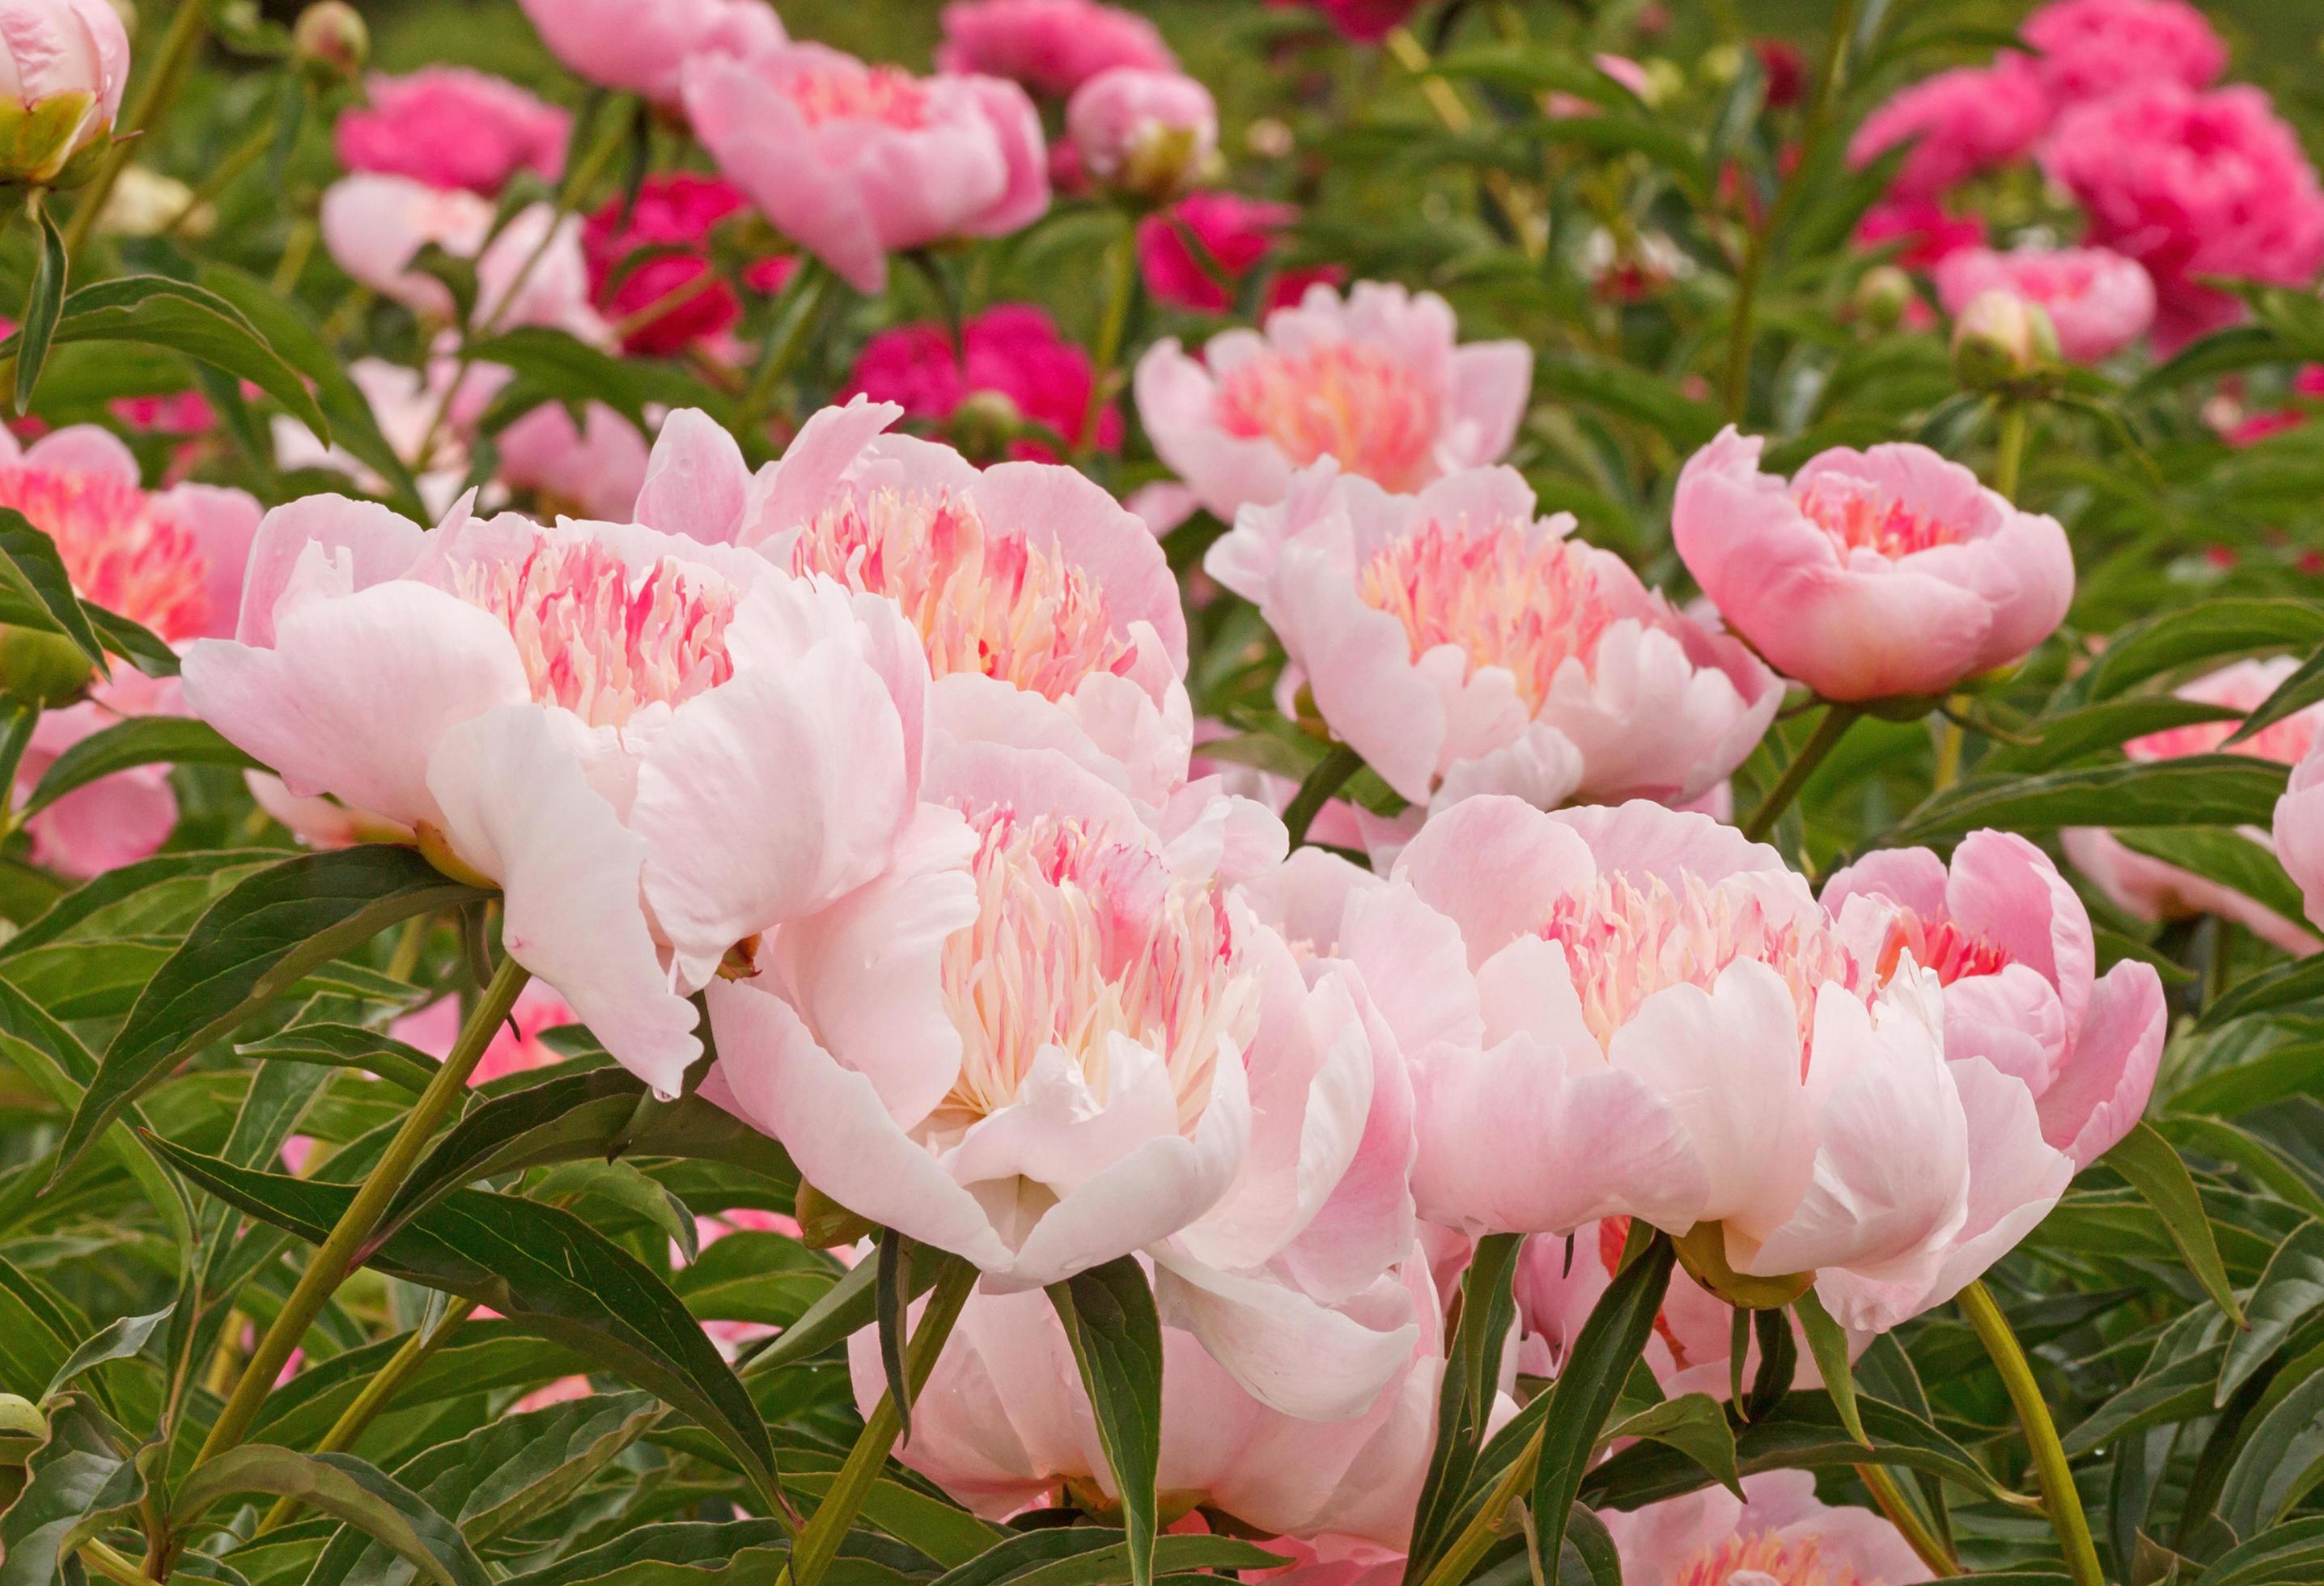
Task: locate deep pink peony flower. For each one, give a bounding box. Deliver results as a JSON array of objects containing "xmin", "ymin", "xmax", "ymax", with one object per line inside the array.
[
  {"xmin": 2021, "ymin": 0, "xmax": 2225, "ymax": 104},
  {"xmin": 1855, "ymin": 197, "xmax": 1987, "ymax": 269},
  {"xmin": 333, "ymin": 68, "xmax": 570, "ymax": 197},
  {"xmin": 1601, "ymin": 1474, "xmax": 1932, "ymax": 1586},
  {"xmin": 1934, "ymin": 245, "xmax": 2155, "ymax": 362},
  {"xmin": 683, "ymin": 42, "xmax": 1048, "ymax": 295},
  {"xmin": 515, "ymin": 0, "xmax": 782, "ymax": 101},
  {"xmin": 111, "ymin": 390, "xmax": 216, "ymax": 439},
  {"xmin": 2042, "ymin": 85, "xmax": 2324, "ymax": 351},
  {"xmin": 1672, "ymin": 429, "xmax": 2075, "ymax": 702},
  {"xmin": 583, "ymin": 175, "xmax": 755, "ymax": 356},
  {"xmin": 391, "ymin": 982, "xmax": 579, "ymax": 1087},
  {"xmin": 844, "ymin": 303, "xmax": 1122, "ymax": 460},
  {"xmin": 1066, "ymin": 66, "xmax": 1217, "ymax": 201},
  {"xmin": 2228, "ymin": 366, "xmax": 2324, "ymax": 447},
  {"xmin": 1138, "ymin": 193, "xmax": 1342, "ymax": 315},
  {"xmin": 936, "ymin": 0, "xmax": 1174, "ymax": 98},
  {"xmin": 1276, "ymin": 0, "xmax": 1423, "ymax": 45},
  {"xmin": 1136, "ymin": 282, "xmax": 1531, "ymax": 520},
  {"xmin": 1847, "ymin": 56, "xmax": 2050, "ymax": 203}
]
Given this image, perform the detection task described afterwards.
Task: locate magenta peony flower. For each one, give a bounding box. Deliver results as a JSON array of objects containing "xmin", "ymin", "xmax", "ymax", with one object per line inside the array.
[
  {"xmin": 2042, "ymin": 84, "xmax": 2324, "ymax": 351},
  {"xmin": 1847, "ymin": 55, "xmax": 2050, "ymax": 203},
  {"xmin": 1275, "ymin": 0, "xmax": 1423, "ymax": 45},
  {"xmin": 1601, "ymin": 1474, "xmax": 1932, "ymax": 1586},
  {"xmin": 1934, "ymin": 245, "xmax": 2156, "ymax": 362},
  {"xmin": 844, "ymin": 303, "xmax": 1122, "ymax": 460},
  {"xmin": 515, "ymin": 0, "xmax": 782, "ymax": 101},
  {"xmin": 936, "ymin": 0, "xmax": 1174, "ymax": 98},
  {"xmin": 683, "ymin": 42, "xmax": 1049, "ymax": 295},
  {"xmin": 1137, "ymin": 192, "xmax": 1343, "ymax": 314},
  {"xmin": 333, "ymin": 67, "xmax": 570, "ymax": 197},
  {"xmin": 1065, "ymin": 66, "xmax": 1217, "ymax": 201},
  {"xmin": 1855, "ymin": 197, "xmax": 1987, "ymax": 269},
  {"xmin": 583, "ymin": 174, "xmax": 755, "ymax": 356},
  {"xmin": 1672, "ymin": 429, "xmax": 2074, "ymax": 702},
  {"xmin": 2021, "ymin": 0, "xmax": 2225, "ymax": 104}
]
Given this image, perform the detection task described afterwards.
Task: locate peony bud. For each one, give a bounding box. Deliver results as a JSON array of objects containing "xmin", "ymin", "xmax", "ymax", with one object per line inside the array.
[
  {"xmin": 1065, "ymin": 66, "xmax": 1218, "ymax": 205},
  {"xmin": 291, "ymin": 1, "xmax": 368, "ymax": 82},
  {"xmin": 1953, "ymin": 288, "xmax": 2062, "ymax": 393},
  {"xmin": 948, "ymin": 387, "xmax": 1024, "ymax": 462},
  {"xmin": 1851, "ymin": 264, "xmax": 1916, "ymax": 331},
  {"xmin": 0, "ymin": 0, "xmax": 130, "ymax": 186},
  {"xmin": 0, "ymin": 625, "xmax": 94, "ymax": 705},
  {"xmin": 0, "ymin": 1393, "xmax": 45, "ymax": 1464}
]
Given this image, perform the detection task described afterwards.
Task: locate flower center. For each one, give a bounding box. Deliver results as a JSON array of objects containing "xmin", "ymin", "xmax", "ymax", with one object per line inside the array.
[
  {"xmin": 932, "ymin": 806, "xmax": 1258, "ymax": 1135},
  {"xmin": 1873, "ymin": 910, "xmax": 2011, "ymax": 987},
  {"xmin": 1674, "ymin": 1533, "xmax": 1872, "ymax": 1586},
  {"xmin": 1213, "ymin": 341, "xmax": 1442, "ymax": 492},
  {"xmin": 0, "ymin": 467, "xmax": 211, "ymax": 642},
  {"xmin": 1359, "ymin": 519, "xmax": 1617, "ymax": 712},
  {"xmin": 784, "ymin": 63, "xmax": 932, "ymax": 129},
  {"xmin": 789, "ymin": 487, "xmax": 1135, "ymax": 702},
  {"xmin": 449, "ymin": 535, "xmax": 736, "ymax": 728},
  {"xmin": 1540, "ymin": 871, "xmax": 1862, "ymax": 1055},
  {"xmin": 1795, "ymin": 476, "xmax": 1961, "ymax": 559}
]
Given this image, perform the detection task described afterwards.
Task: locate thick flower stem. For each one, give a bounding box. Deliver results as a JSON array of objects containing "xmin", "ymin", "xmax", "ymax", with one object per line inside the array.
[
  {"xmin": 1855, "ymin": 1463, "xmax": 1959, "ymax": 1576},
  {"xmin": 1411, "ymin": 1423, "xmax": 1544, "ymax": 1586},
  {"xmin": 1993, "ymin": 401, "xmax": 2030, "ymax": 501},
  {"xmin": 1957, "ymin": 1280, "xmax": 2105, "ymax": 1586},
  {"xmin": 193, "ymin": 956, "xmax": 532, "ymax": 1469},
  {"xmin": 782, "ymin": 1256, "xmax": 979, "ymax": 1586},
  {"xmin": 1283, "ymin": 743, "xmax": 1366, "ymax": 848},
  {"xmin": 736, "ymin": 260, "xmax": 833, "ymax": 440},
  {"xmin": 1741, "ymin": 704, "xmax": 1860, "ymax": 842},
  {"xmin": 63, "ymin": 0, "xmax": 212, "ymax": 261},
  {"xmin": 1079, "ymin": 218, "xmax": 1139, "ymax": 461}
]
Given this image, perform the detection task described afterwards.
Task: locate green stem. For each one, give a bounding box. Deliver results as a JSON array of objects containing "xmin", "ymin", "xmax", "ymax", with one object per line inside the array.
[
  {"xmin": 1993, "ymin": 400, "xmax": 2029, "ymax": 501},
  {"xmin": 1957, "ymin": 1280, "xmax": 2105, "ymax": 1586},
  {"xmin": 1856, "ymin": 1463, "xmax": 1958, "ymax": 1576},
  {"xmin": 76, "ymin": 1539, "xmax": 148, "ymax": 1586},
  {"xmin": 1719, "ymin": 0, "xmax": 1863, "ymax": 420},
  {"xmin": 0, "ymin": 697, "xmax": 43, "ymax": 837},
  {"xmin": 1741, "ymin": 704, "xmax": 1859, "ymax": 843},
  {"xmin": 163, "ymin": 112, "xmax": 275, "ymax": 238},
  {"xmin": 1411, "ymin": 1423, "xmax": 1543, "ymax": 1586},
  {"xmin": 1080, "ymin": 218, "xmax": 1139, "ymax": 460},
  {"xmin": 193, "ymin": 955, "xmax": 532, "ymax": 1469},
  {"xmin": 782, "ymin": 1257, "xmax": 978, "ymax": 1586},
  {"xmin": 1283, "ymin": 743, "xmax": 1365, "ymax": 848},
  {"xmin": 62, "ymin": 0, "xmax": 210, "ymax": 261},
  {"xmin": 735, "ymin": 260, "xmax": 833, "ymax": 439},
  {"xmin": 272, "ymin": 218, "xmax": 318, "ymax": 295}
]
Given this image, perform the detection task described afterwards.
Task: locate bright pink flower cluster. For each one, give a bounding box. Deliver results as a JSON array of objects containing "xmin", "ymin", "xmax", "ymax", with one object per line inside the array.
[
  {"xmin": 582, "ymin": 174, "xmax": 792, "ymax": 356},
  {"xmin": 1846, "ymin": 56, "xmax": 2050, "ymax": 204},
  {"xmin": 2021, "ymin": 0, "xmax": 2226, "ymax": 104},
  {"xmin": 333, "ymin": 67, "xmax": 570, "ymax": 197},
  {"xmin": 845, "ymin": 304, "xmax": 1122, "ymax": 460}
]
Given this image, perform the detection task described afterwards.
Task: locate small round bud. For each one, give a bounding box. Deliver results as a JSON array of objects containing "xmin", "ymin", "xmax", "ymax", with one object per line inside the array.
[
  {"xmin": 1067, "ymin": 67, "xmax": 1218, "ymax": 206},
  {"xmin": 949, "ymin": 388, "xmax": 1024, "ymax": 464},
  {"xmin": 292, "ymin": 2, "xmax": 368, "ymax": 81},
  {"xmin": 1952, "ymin": 289, "xmax": 2061, "ymax": 394},
  {"xmin": 0, "ymin": 1393, "xmax": 45, "ymax": 1465},
  {"xmin": 0, "ymin": 627, "xmax": 93, "ymax": 706},
  {"xmin": 1852, "ymin": 265, "xmax": 1916, "ymax": 332}
]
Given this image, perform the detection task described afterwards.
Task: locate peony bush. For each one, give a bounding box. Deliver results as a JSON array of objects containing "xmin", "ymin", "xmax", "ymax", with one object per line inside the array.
[{"xmin": 0, "ymin": 3, "xmax": 2321, "ymax": 1586}]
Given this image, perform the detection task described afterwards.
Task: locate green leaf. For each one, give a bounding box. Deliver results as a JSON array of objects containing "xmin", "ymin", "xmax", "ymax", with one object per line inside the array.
[
  {"xmin": 2220, "ymin": 1368, "xmax": 2324, "ymax": 1537},
  {"xmin": 2104, "ymin": 1121, "xmax": 2247, "ymax": 1325},
  {"xmin": 1983, "ymin": 697, "xmax": 2246, "ymax": 775},
  {"xmin": 1537, "ymin": 354, "xmax": 1721, "ymax": 451},
  {"xmin": 495, "ymin": 1520, "xmax": 790, "ymax": 1586},
  {"xmin": 13, "ymin": 201, "xmax": 65, "ymax": 416},
  {"xmin": 676, "ymin": 1230, "xmax": 836, "ymax": 1330},
  {"xmin": 1605, "ymin": 1392, "xmax": 1742, "ymax": 1499},
  {"xmin": 931, "ymin": 1529, "xmax": 1283, "ymax": 1586},
  {"xmin": 1407, "ymin": 1229, "xmax": 1525, "ymax": 1574},
  {"xmin": 20, "ymin": 715, "xmax": 260, "ymax": 819},
  {"xmin": 0, "ymin": 1252, "xmax": 80, "ymax": 1398},
  {"xmin": 0, "ymin": 1394, "xmax": 121, "ymax": 1586},
  {"xmin": 740, "ymin": 1255, "xmax": 884, "ymax": 1378},
  {"xmin": 1533, "ymin": 1234, "xmax": 1676, "ymax": 1567},
  {"xmin": 2133, "ymin": 324, "xmax": 2292, "ymax": 395},
  {"xmin": 1556, "ymin": 1503, "xmax": 1622, "ymax": 1586},
  {"xmin": 55, "ymin": 845, "xmax": 486, "ymax": 1181},
  {"xmin": 2197, "ymin": 955, "xmax": 2324, "ymax": 1032},
  {"xmin": 41, "ymin": 1302, "xmax": 171, "ymax": 1402},
  {"xmin": 2229, "ymin": 646, "xmax": 2324, "ymax": 748},
  {"xmin": 2080, "ymin": 600, "xmax": 2324, "ymax": 702},
  {"xmin": 1046, "ymin": 1257, "xmax": 1164, "ymax": 1586},
  {"xmin": 876, "ymin": 1229, "xmax": 915, "ymax": 1438},
  {"xmin": 2115, "ymin": 827, "xmax": 2305, "ymax": 927},
  {"xmin": 234, "ymin": 1023, "xmax": 442, "ymax": 1096},
  {"xmin": 1425, "ymin": 44, "xmax": 1639, "ymax": 106},
  {"xmin": 1792, "ymin": 1289, "xmax": 1868, "ymax": 1448},
  {"xmin": 2220, "ymin": 1220, "xmax": 2324, "ymax": 1406},
  {"xmin": 0, "ymin": 848, "xmax": 278, "ymax": 961},
  {"xmin": 145, "ymin": 1140, "xmax": 785, "ymax": 1514},
  {"xmin": 464, "ymin": 326, "xmax": 724, "ymax": 432},
  {"xmin": 172, "ymin": 1445, "xmax": 490, "ymax": 1586},
  {"xmin": 1881, "ymin": 755, "xmax": 2288, "ymax": 849},
  {"xmin": 0, "ymin": 504, "xmax": 107, "ymax": 674},
  {"xmin": 2203, "ymin": 1514, "xmax": 2324, "ymax": 1586}
]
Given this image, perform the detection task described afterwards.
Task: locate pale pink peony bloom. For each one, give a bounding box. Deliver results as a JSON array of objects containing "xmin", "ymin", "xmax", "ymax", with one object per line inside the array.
[
  {"xmin": 1135, "ymin": 282, "xmax": 1531, "ymax": 521},
  {"xmin": 1065, "ymin": 67, "xmax": 1216, "ymax": 202},
  {"xmin": 1600, "ymin": 1472, "xmax": 1931, "ymax": 1586},
  {"xmin": 390, "ymin": 982, "xmax": 579, "ymax": 1086},
  {"xmin": 180, "ymin": 484, "xmax": 935, "ymax": 1096},
  {"xmin": 2021, "ymin": 0, "xmax": 2226, "ymax": 104},
  {"xmin": 2279, "ymin": 742, "xmax": 2324, "ymax": 942},
  {"xmin": 320, "ymin": 176, "xmax": 609, "ymax": 341},
  {"xmin": 2070, "ymin": 657, "xmax": 2324, "ymax": 955},
  {"xmin": 0, "ymin": 0, "xmax": 129, "ymax": 184},
  {"xmin": 1138, "ymin": 193, "xmax": 1343, "ymax": 315},
  {"xmin": 844, "ymin": 303, "xmax": 1122, "ymax": 461},
  {"xmin": 1673, "ymin": 429, "xmax": 2075, "ymax": 702},
  {"xmin": 333, "ymin": 67, "xmax": 570, "ymax": 197},
  {"xmin": 852, "ymin": 1252, "xmax": 1446, "ymax": 1544},
  {"xmin": 1207, "ymin": 460, "xmax": 1779, "ymax": 814},
  {"xmin": 2042, "ymin": 85, "xmax": 2324, "ymax": 351},
  {"xmin": 1386, "ymin": 797, "xmax": 1975, "ymax": 1320},
  {"xmin": 937, "ymin": 0, "xmax": 1175, "ymax": 98},
  {"xmin": 637, "ymin": 399, "xmax": 1193, "ymax": 804},
  {"xmin": 515, "ymin": 0, "xmax": 783, "ymax": 101},
  {"xmin": 491, "ymin": 399, "xmax": 651, "ymax": 524},
  {"xmin": 1817, "ymin": 832, "xmax": 2164, "ymax": 1327},
  {"xmin": 1847, "ymin": 56, "xmax": 2050, "ymax": 203},
  {"xmin": 1934, "ymin": 246, "xmax": 2155, "ymax": 363},
  {"xmin": 19, "ymin": 674, "xmax": 178, "ymax": 877},
  {"xmin": 683, "ymin": 42, "xmax": 1048, "ymax": 295}
]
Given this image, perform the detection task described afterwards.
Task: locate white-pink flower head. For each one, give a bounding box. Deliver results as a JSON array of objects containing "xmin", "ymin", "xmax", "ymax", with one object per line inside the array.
[
  {"xmin": 320, "ymin": 176, "xmax": 609, "ymax": 341},
  {"xmin": 683, "ymin": 41, "xmax": 1048, "ymax": 295},
  {"xmin": 1209, "ymin": 460, "xmax": 1780, "ymax": 816},
  {"xmin": 0, "ymin": 0, "xmax": 129, "ymax": 182},
  {"xmin": 181, "ymin": 490, "xmax": 933, "ymax": 1096},
  {"xmin": 1066, "ymin": 66, "xmax": 1217, "ymax": 202},
  {"xmin": 515, "ymin": 0, "xmax": 782, "ymax": 101},
  {"xmin": 1673, "ymin": 428, "xmax": 2074, "ymax": 702},
  {"xmin": 1934, "ymin": 246, "xmax": 2155, "ymax": 363},
  {"xmin": 1135, "ymin": 282, "xmax": 1532, "ymax": 521},
  {"xmin": 1600, "ymin": 1473, "xmax": 1932, "ymax": 1586},
  {"xmin": 937, "ymin": 0, "xmax": 1175, "ymax": 97}
]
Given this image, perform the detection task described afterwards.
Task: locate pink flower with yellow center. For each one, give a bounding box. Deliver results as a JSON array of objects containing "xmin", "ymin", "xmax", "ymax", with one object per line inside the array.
[
  {"xmin": 1136, "ymin": 282, "xmax": 1533, "ymax": 520},
  {"xmin": 182, "ymin": 486, "xmax": 935, "ymax": 1096},
  {"xmin": 1207, "ymin": 460, "xmax": 1779, "ymax": 816},
  {"xmin": 1601, "ymin": 1473, "xmax": 1931, "ymax": 1586},
  {"xmin": 1673, "ymin": 428, "xmax": 2075, "ymax": 702}
]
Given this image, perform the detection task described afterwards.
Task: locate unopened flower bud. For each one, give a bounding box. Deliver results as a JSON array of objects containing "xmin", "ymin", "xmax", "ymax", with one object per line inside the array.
[
  {"xmin": 1066, "ymin": 66, "xmax": 1218, "ymax": 206},
  {"xmin": 292, "ymin": 1, "xmax": 368, "ymax": 82},
  {"xmin": 950, "ymin": 388, "xmax": 1023, "ymax": 463},
  {"xmin": 1952, "ymin": 288, "xmax": 2060, "ymax": 393},
  {"xmin": 0, "ymin": 0, "xmax": 130, "ymax": 186},
  {"xmin": 0, "ymin": 1393, "xmax": 45, "ymax": 1465},
  {"xmin": 1852, "ymin": 264, "xmax": 1915, "ymax": 332},
  {"xmin": 0, "ymin": 625, "xmax": 94, "ymax": 705}
]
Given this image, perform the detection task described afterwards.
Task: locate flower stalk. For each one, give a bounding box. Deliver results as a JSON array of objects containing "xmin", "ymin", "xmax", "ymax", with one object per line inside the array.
[{"xmin": 1957, "ymin": 1279, "xmax": 2106, "ymax": 1586}]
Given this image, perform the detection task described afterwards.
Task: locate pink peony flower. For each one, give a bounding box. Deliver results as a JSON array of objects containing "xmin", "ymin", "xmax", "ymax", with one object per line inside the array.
[
  {"xmin": 583, "ymin": 175, "xmax": 751, "ymax": 356},
  {"xmin": 111, "ymin": 390, "xmax": 216, "ymax": 439},
  {"xmin": 1817, "ymin": 832, "xmax": 2164, "ymax": 1325},
  {"xmin": 936, "ymin": 0, "xmax": 1175, "ymax": 98},
  {"xmin": 320, "ymin": 176, "xmax": 609, "ymax": 341},
  {"xmin": 1672, "ymin": 428, "xmax": 2075, "ymax": 702},
  {"xmin": 333, "ymin": 68, "xmax": 570, "ymax": 197},
  {"xmin": 180, "ymin": 465, "xmax": 936, "ymax": 1096},
  {"xmin": 1277, "ymin": 0, "xmax": 1423, "ymax": 45},
  {"xmin": 0, "ymin": 0, "xmax": 129, "ymax": 184},
  {"xmin": 1135, "ymin": 282, "xmax": 1531, "ymax": 520},
  {"xmin": 1206, "ymin": 460, "xmax": 1779, "ymax": 814},
  {"xmin": 1382, "ymin": 797, "xmax": 1976, "ymax": 1319},
  {"xmin": 2042, "ymin": 85, "xmax": 2324, "ymax": 351},
  {"xmin": 2021, "ymin": 0, "xmax": 2225, "ymax": 104},
  {"xmin": 515, "ymin": 0, "xmax": 783, "ymax": 101},
  {"xmin": 683, "ymin": 42, "xmax": 1048, "ymax": 295},
  {"xmin": 1065, "ymin": 66, "xmax": 1216, "ymax": 202},
  {"xmin": 1934, "ymin": 245, "xmax": 2155, "ymax": 363},
  {"xmin": 2069, "ymin": 658, "xmax": 2324, "ymax": 955},
  {"xmin": 493, "ymin": 398, "xmax": 650, "ymax": 523},
  {"xmin": 1138, "ymin": 193, "xmax": 1343, "ymax": 315},
  {"xmin": 844, "ymin": 303, "xmax": 1122, "ymax": 460},
  {"xmin": 390, "ymin": 982, "xmax": 579, "ymax": 1087},
  {"xmin": 1855, "ymin": 197, "xmax": 1987, "ymax": 269},
  {"xmin": 1847, "ymin": 56, "xmax": 2050, "ymax": 203},
  {"xmin": 2227, "ymin": 366, "xmax": 2324, "ymax": 448},
  {"xmin": 1600, "ymin": 1473, "xmax": 1931, "ymax": 1586}
]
